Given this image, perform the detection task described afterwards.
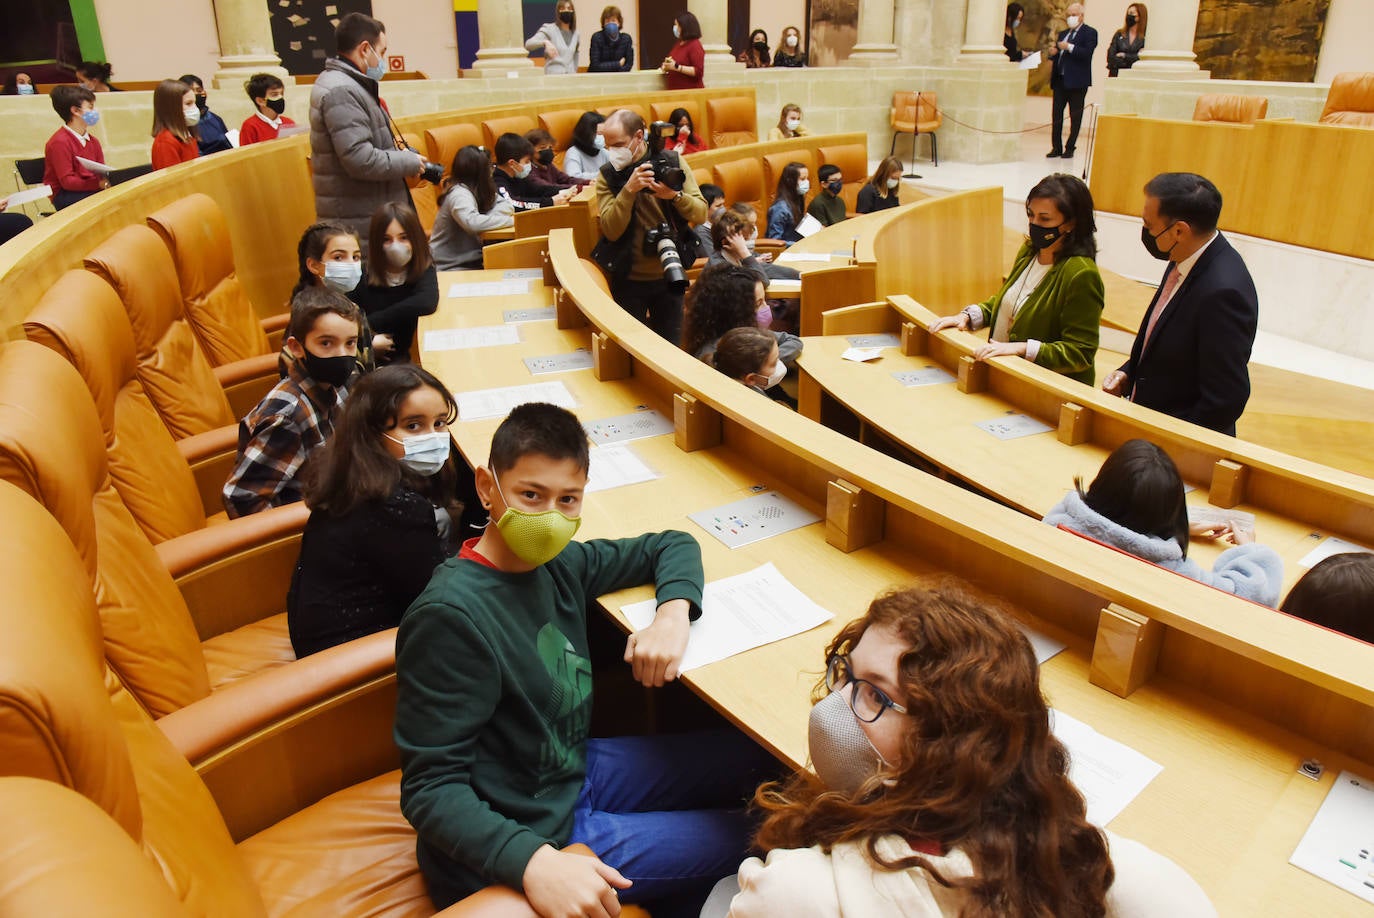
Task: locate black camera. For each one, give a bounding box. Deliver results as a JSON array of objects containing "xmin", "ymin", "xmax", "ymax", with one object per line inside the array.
[
  {"xmin": 644, "ymin": 223, "xmax": 688, "ymax": 291},
  {"xmin": 419, "ymin": 160, "xmax": 445, "ymax": 185},
  {"xmin": 645, "ymin": 121, "xmax": 686, "ymax": 190}
]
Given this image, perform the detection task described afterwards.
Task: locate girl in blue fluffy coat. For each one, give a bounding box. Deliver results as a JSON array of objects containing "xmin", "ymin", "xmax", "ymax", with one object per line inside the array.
[{"xmin": 1043, "ymin": 439, "xmax": 1282, "ymax": 606}]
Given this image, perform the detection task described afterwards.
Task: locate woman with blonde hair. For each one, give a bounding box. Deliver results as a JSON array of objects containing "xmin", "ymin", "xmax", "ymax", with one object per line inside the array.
[
  {"xmin": 773, "ymin": 25, "xmax": 806, "ymax": 67},
  {"xmin": 150, "ymin": 79, "xmax": 200, "ymax": 170},
  {"xmin": 857, "ymin": 156, "xmax": 904, "ymax": 214},
  {"xmin": 768, "ymin": 103, "xmax": 808, "ymax": 142}
]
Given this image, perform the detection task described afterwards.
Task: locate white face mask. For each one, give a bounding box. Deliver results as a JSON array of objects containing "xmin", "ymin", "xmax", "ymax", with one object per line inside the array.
[
  {"xmin": 1067, "ymin": 14, "xmax": 1081, "ymax": 28},
  {"xmin": 673, "ymin": 24, "xmax": 681, "ymax": 39},
  {"xmin": 383, "ymin": 242, "xmax": 412, "ymax": 269},
  {"xmin": 593, "ymin": 134, "xmax": 606, "ymax": 149},
  {"xmin": 323, "ymin": 260, "xmax": 361, "ymax": 293},
  {"xmin": 384, "ymin": 431, "xmax": 449, "ymax": 476},
  {"xmin": 887, "ymin": 177, "xmax": 901, "ymax": 189},
  {"xmin": 797, "ymin": 179, "xmax": 810, "ymax": 195},
  {"xmin": 785, "ymin": 117, "xmax": 801, "ymax": 131},
  {"xmin": 605, "ymin": 136, "xmax": 640, "ymax": 171},
  {"xmin": 763, "ymin": 361, "xmax": 787, "ymax": 388},
  {"xmin": 183, "ymin": 105, "xmax": 201, "ymax": 127},
  {"xmin": 808, "ymin": 689, "xmax": 886, "ymax": 794},
  {"xmin": 786, "ymin": 34, "xmax": 798, "ymax": 48}
]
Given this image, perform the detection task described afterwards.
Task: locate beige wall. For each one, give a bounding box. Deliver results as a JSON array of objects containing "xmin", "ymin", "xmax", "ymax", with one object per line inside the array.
[
  {"xmin": 373, "ymin": 0, "xmax": 460, "ymax": 78},
  {"xmin": 1316, "ymin": 0, "xmax": 1372, "ymax": 84},
  {"xmin": 91, "ymin": 0, "xmax": 221, "ymax": 83}
]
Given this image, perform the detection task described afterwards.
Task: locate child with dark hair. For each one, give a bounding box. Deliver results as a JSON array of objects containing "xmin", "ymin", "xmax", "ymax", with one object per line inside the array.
[
  {"xmin": 1043, "ymin": 439, "xmax": 1282, "ymax": 605},
  {"xmin": 493, "ymin": 132, "xmax": 576, "ymax": 211},
  {"xmin": 239, "ymin": 72, "xmax": 295, "ymax": 145},
  {"xmin": 713, "ymin": 325, "xmax": 792, "ymax": 407},
  {"xmin": 291, "ymin": 221, "xmax": 380, "ymax": 371},
  {"xmin": 562, "ymin": 111, "xmax": 610, "ymax": 181},
  {"xmin": 806, "ymin": 163, "xmax": 846, "ymax": 227},
  {"xmin": 178, "ymin": 74, "xmax": 233, "ymax": 155},
  {"xmin": 149, "ymin": 79, "xmax": 200, "ymax": 171},
  {"xmin": 695, "ymin": 182, "xmax": 726, "ymax": 254},
  {"xmin": 223, "ymin": 286, "xmax": 362, "ymax": 518},
  {"xmin": 351, "ymin": 202, "xmax": 438, "ymax": 363},
  {"xmin": 75, "ymin": 61, "xmax": 117, "ymax": 92},
  {"xmin": 525, "ymin": 128, "xmax": 584, "ymax": 189},
  {"xmin": 664, "ymin": 107, "xmax": 705, "ymax": 155},
  {"xmin": 766, "ymin": 162, "xmax": 809, "ymax": 243},
  {"xmin": 1281, "ymin": 553, "xmax": 1374, "ymax": 644},
  {"xmin": 683, "ymin": 263, "xmax": 802, "ymax": 368},
  {"xmin": 396, "ymin": 403, "xmax": 775, "ymax": 915},
  {"xmin": 430, "ymin": 145, "xmax": 515, "ymax": 270},
  {"xmin": 42, "ymin": 84, "xmax": 108, "ymax": 210},
  {"xmin": 288, "ymin": 364, "xmax": 460, "ymax": 656}
]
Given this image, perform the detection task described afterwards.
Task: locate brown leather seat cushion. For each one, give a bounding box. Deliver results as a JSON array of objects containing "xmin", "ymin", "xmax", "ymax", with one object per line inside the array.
[
  {"xmin": 1319, "ymin": 72, "xmax": 1374, "ymax": 126},
  {"xmin": 202, "ymin": 613, "xmax": 296, "ymax": 691}
]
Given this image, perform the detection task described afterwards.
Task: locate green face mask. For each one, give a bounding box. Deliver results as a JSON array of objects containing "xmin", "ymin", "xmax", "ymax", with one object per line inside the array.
[{"xmin": 492, "ymin": 477, "xmax": 582, "ymax": 566}]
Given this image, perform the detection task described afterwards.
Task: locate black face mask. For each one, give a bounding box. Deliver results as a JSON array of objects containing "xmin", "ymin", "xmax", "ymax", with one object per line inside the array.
[
  {"xmin": 537, "ymin": 147, "xmax": 555, "ymax": 165},
  {"xmin": 558, "ymin": 11, "xmax": 574, "ymax": 24},
  {"xmin": 754, "ymin": 40, "xmax": 768, "ymax": 52},
  {"xmin": 302, "ymin": 350, "xmax": 355, "ymax": 388},
  {"xmin": 195, "ymin": 95, "xmax": 208, "ymax": 112},
  {"xmin": 827, "ymin": 180, "xmax": 843, "ymax": 195},
  {"xmin": 265, "ymin": 97, "xmax": 286, "ymax": 115},
  {"xmin": 1126, "ymin": 13, "xmax": 1138, "ymax": 25},
  {"xmin": 1141, "ymin": 222, "xmax": 1179, "ymax": 261},
  {"xmin": 1028, "ymin": 222, "xmax": 1065, "ymax": 250}
]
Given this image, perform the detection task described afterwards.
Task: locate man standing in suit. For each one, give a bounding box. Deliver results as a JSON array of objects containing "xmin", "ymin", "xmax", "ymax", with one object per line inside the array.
[
  {"xmin": 1047, "ymin": 3, "xmax": 1097, "ymax": 159},
  {"xmin": 1103, "ymin": 173, "xmax": 1259, "ymax": 436}
]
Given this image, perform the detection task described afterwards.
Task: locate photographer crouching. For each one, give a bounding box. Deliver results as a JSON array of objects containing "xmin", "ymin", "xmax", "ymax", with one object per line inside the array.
[{"xmin": 593, "ymin": 109, "xmax": 708, "ymax": 343}]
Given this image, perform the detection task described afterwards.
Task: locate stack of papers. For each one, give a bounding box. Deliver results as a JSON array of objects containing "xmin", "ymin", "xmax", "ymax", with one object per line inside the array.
[
  {"xmin": 1299, "ymin": 536, "xmax": 1372, "ymax": 569},
  {"xmin": 585, "ymin": 445, "xmax": 660, "ymax": 493},
  {"xmin": 2, "ymin": 185, "xmax": 51, "ymax": 208},
  {"xmin": 423, "ymin": 325, "xmax": 521, "ymax": 352},
  {"xmin": 776, "ymin": 252, "xmax": 833, "ymax": 264},
  {"xmin": 1290, "ymin": 771, "xmax": 1374, "ymax": 904},
  {"xmin": 447, "ymin": 279, "xmax": 532, "ymax": 299},
  {"xmin": 1051, "ymin": 710, "xmax": 1163, "ymax": 826},
  {"xmin": 687, "ymin": 491, "xmax": 821, "ymax": 549},
  {"xmin": 455, "ymin": 381, "xmax": 576, "ymax": 421}
]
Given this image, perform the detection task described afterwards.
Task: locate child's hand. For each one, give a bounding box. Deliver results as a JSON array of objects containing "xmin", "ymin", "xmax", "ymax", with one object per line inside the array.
[
  {"xmin": 373, "ymin": 333, "xmax": 395, "ymax": 354},
  {"xmin": 523, "ymin": 844, "xmax": 630, "ymax": 918},
  {"xmin": 1188, "ymin": 520, "xmax": 1230, "ymax": 541},
  {"xmin": 624, "ymin": 598, "xmax": 691, "ymax": 687}
]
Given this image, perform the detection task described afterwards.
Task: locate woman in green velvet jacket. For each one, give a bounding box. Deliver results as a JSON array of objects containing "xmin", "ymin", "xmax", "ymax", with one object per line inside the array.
[{"xmin": 929, "ymin": 174, "xmax": 1104, "ymax": 386}]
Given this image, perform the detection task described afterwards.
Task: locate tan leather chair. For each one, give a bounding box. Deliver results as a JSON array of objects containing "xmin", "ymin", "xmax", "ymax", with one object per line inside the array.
[
  {"xmin": 399, "ymin": 131, "xmax": 441, "ymax": 235},
  {"xmin": 692, "ymin": 166, "xmax": 712, "ymax": 190},
  {"xmin": 707, "ymin": 96, "xmax": 757, "ymax": 147},
  {"xmin": 425, "ymin": 122, "xmax": 485, "ymax": 177},
  {"xmin": 83, "ymin": 224, "xmax": 242, "ymax": 439},
  {"xmin": 1192, "ymin": 93, "xmax": 1268, "ymax": 124},
  {"xmin": 1319, "ymin": 72, "xmax": 1374, "ymax": 127},
  {"xmin": 597, "ymin": 102, "xmax": 649, "ymax": 124},
  {"xmin": 818, "ymin": 143, "xmax": 869, "ymax": 215},
  {"xmin": 482, "ymin": 114, "xmax": 538, "ymax": 153},
  {"xmin": 889, "ymin": 90, "xmax": 941, "ymax": 166},
  {"xmin": 763, "ymin": 150, "xmax": 817, "ymax": 208},
  {"xmin": 538, "ymin": 108, "xmax": 584, "ymax": 166},
  {"xmin": 713, "ymin": 158, "xmax": 766, "ymax": 214}
]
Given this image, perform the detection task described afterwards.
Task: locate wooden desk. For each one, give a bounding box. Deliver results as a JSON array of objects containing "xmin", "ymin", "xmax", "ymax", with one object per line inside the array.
[{"xmin": 418, "ymin": 251, "xmax": 1374, "ymax": 916}]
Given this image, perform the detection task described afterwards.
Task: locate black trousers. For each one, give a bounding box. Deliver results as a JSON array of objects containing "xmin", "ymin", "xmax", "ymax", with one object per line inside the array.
[
  {"xmin": 0, "ymin": 212, "xmax": 33, "ymax": 246},
  {"xmin": 610, "ymin": 275, "xmax": 685, "ymax": 345},
  {"xmin": 1051, "ymin": 84, "xmax": 1088, "ymax": 153}
]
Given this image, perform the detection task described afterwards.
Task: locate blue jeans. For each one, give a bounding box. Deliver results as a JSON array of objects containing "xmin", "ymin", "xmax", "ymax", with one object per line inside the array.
[{"xmin": 569, "ymin": 729, "xmax": 778, "ymax": 918}]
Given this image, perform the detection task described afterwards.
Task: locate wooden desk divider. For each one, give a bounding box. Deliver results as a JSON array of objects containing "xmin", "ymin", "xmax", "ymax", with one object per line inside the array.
[
  {"xmin": 1058, "ymin": 402, "xmax": 1093, "ymax": 446},
  {"xmin": 1090, "ymin": 603, "xmax": 1165, "ymax": 697},
  {"xmin": 900, "ymin": 321, "xmax": 929, "ymax": 357},
  {"xmin": 673, "ymin": 393, "xmax": 721, "ymax": 453},
  {"xmin": 957, "ymin": 355, "xmax": 989, "ymax": 394},
  {"xmin": 799, "ymin": 266, "xmax": 876, "ymax": 337},
  {"xmin": 554, "ymin": 287, "xmax": 587, "ymax": 330},
  {"xmin": 592, "ymin": 332, "xmax": 631, "ymax": 381},
  {"xmin": 825, "ymin": 479, "xmax": 885, "ymax": 553},
  {"xmin": 1210, "ymin": 459, "xmax": 1248, "ymax": 509}
]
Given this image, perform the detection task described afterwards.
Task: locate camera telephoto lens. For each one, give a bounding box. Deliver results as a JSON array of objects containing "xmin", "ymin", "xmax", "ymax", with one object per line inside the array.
[{"xmin": 645, "ymin": 224, "xmax": 688, "ymax": 291}]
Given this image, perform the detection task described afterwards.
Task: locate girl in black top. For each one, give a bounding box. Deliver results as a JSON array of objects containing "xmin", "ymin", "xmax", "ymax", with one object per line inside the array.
[
  {"xmin": 773, "ymin": 26, "xmax": 806, "ymax": 67},
  {"xmin": 856, "ymin": 156, "xmax": 904, "ymax": 214},
  {"xmin": 738, "ymin": 28, "xmax": 771, "ymax": 67},
  {"xmin": 1004, "ymin": 3, "xmax": 1025, "ymax": 61},
  {"xmin": 287, "ymin": 364, "xmax": 461, "ymax": 657},
  {"xmin": 1108, "ymin": 4, "xmax": 1147, "ymax": 76},
  {"xmin": 349, "ymin": 202, "xmax": 438, "ymax": 364},
  {"xmin": 588, "ymin": 5, "xmax": 634, "ymax": 72}
]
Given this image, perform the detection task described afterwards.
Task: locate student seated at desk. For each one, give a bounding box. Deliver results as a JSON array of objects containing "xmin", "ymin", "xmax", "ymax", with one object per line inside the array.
[
  {"xmin": 806, "ymin": 164, "xmax": 847, "ymax": 227},
  {"xmin": 562, "ymin": 111, "xmax": 610, "ymax": 182},
  {"xmin": 149, "ymin": 79, "xmax": 200, "ymax": 171},
  {"xmin": 664, "ymin": 107, "xmax": 706, "ymax": 155},
  {"xmin": 1281, "ymin": 553, "xmax": 1374, "ymax": 644},
  {"xmin": 708, "ymin": 211, "xmax": 799, "ymax": 286},
  {"xmin": 42, "ymin": 84, "xmax": 108, "ymax": 210},
  {"xmin": 350, "ymin": 202, "xmax": 438, "ymax": 364},
  {"xmin": 395, "ymin": 403, "xmax": 776, "ymax": 915},
  {"xmin": 492, "ymin": 132, "xmax": 577, "ymax": 212},
  {"xmin": 702, "ymin": 579, "xmax": 1216, "ymax": 917},
  {"xmin": 239, "ymin": 72, "xmax": 296, "ymax": 145},
  {"xmin": 856, "ymin": 156, "xmax": 903, "ymax": 214},
  {"xmin": 430, "ymin": 144, "xmax": 515, "ymax": 271},
  {"xmin": 526, "ymin": 128, "xmax": 585, "ymax": 189},
  {"xmin": 1044, "ymin": 439, "xmax": 1282, "ymax": 606},
  {"xmin": 713, "ymin": 325, "xmax": 795, "ymax": 409},
  {"xmin": 929, "ymin": 174, "xmax": 1104, "ymax": 386},
  {"xmin": 288, "ymin": 364, "xmax": 460, "ymax": 657},
  {"xmin": 694, "ymin": 182, "xmax": 726, "ymax": 254},
  {"xmin": 768, "ymin": 103, "xmax": 809, "ymax": 141},
  {"xmin": 766, "ymin": 162, "xmax": 809, "ymax": 244},
  {"xmin": 683, "ymin": 263, "xmax": 802, "ymax": 369},
  {"xmin": 290, "ymin": 222, "xmax": 380, "ymax": 372}
]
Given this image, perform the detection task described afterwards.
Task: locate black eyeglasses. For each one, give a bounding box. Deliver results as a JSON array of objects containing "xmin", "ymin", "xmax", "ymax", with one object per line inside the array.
[{"xmin": 825, "ymin": 653, "xmax": 908, "ymax": 723}]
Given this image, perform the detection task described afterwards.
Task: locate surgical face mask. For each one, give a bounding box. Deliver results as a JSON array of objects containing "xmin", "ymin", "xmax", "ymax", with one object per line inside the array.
[
  {"xmin": 785, "ymin": 117, "xmax": 801, "ymax": 131},
  {"xmin": 1028, "ymin": 221, "xmax": 1064, "ymax": 251},
  {"xmin": 265, "ymin": 97, "xmax": 286, "ymax": 115},
  {"xmin": 1141, "ymin": 221, "xmax": 1179, "ymax": 261},
  {"xmin": 81, "ymin": 108, "xmax": 100, "ymax": 126},
  {"xmin": 827, "ymin": 179, "xmax": 843, "ymax": 195},
  {"xmin": 797, "ymin": 179, "xmax": 810, "ymax": 195},
  {"xmin": 17, "ymin": 84, "xmax": 35, "ymax": 95},
  {"xmin": 183, "ymin": 105, "xmax": 201, "ymax": 127},
  {"xmin": 323, "ymin": 260, "xmax": 362, "ymax": 293},
  {"xmin": 887, "ymin": 177, "xmax": 901, "ymax": 190},
  {"xmin": 514, "ymin": 161, "xmax": 532, "ymax": 180},
  {"xmin": 594, "ymin": 134, "xmax": 606, "ymax": 149},
  {"xmin": 755, "ymin": 301, "xmax": 773, "ymax": 329},
  {"xmin": 492, "ymin": 478, "xmax": 582, "ymax": 566},
  {"xmin": 385, "ymin": 431, "xmax": 449, "ymax": 476},
  {"xmin": 1014, "ymin": 17, "xmax": 1023, "ymax": 29},
  {"xmin": 301, "ymin": 349, "xmax": 355, "ymax": 388},
  {"xmin": 786, "ymin": 34, "xmax": 799, "ymax": 48},
  {"xmin": 537, "ymin": 147, "xmax": 555, "ymax": 165},
  {"xmin": 673, "ymin": 24, "xmax": 681, "ymax": 39},
  {"xmin": 365, "ymin": 46, "xmax": 386, "ymax": 81},
  {"xmin": 763, "ymin": 361, "xmax": 786, "ymax": 388},
  {"xmin": 604, "ymin": 21, "xmax": 619, "ymax": 36},
  {"xmin": 808, "ymin": 689, "xmax": 886, "ymax": 794},
  {"xmin": 383, "ymin": 242, "xmax": 412, "ymax": 269},
  {"xmin": 1067, "ymin": 15, "xmax": 1081, "ymax": 28},
  {"xmin": 605, "ymin": 137, "xmax": 639, "ymax": 171}
]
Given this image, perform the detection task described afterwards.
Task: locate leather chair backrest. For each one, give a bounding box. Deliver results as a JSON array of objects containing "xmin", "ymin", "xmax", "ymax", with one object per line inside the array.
[
  {"xmin": 424, "ymin": 122, "xmax": 484, "ymax": 178},
  {"xmin": 651, "ymin": 99, "xmax": 702, "ymax": 137},
  {"xmin": 84, "ymin": 224, "xmax": 235, "ymax": 440},
  {"xmin": 1192, "ymin": 93, "xmax": 1268, "ymax": 124},
  {"xmin": 692, "ymin": 166, "xmax": 712, "ymax": 190},
  {"xmin": 598, "ymin": 103, "xmax": 649, "ymax": 124},
  {"xmin": 819, "ymin": 143, "xmax": 869, "ymax": 214},
  {"xmin": 0, "ymin": 480, "xmax": 267, "ymax": 916},
  {"xmin": 763, "ymin": 150, "xmax": 816, "ymax": 203},
  {"xmin": 539, "ymin": 109, "xmax": 584, "ymax": 154},
  {"xmin": 0, "ymin": 342, "xmax": 212, "ymax": 717},
  {"xmin": 712, "ymin": 159, "xmax": 765, "ymax": 213},
  {"xmin": 707, "ymin": 96, "xmax": 757, "ymax": 148},
  {"xmin": 482, "ymin": 114, "xmax": 538, "ymax": 153},
  {"xmin": 398, "ymin": 131, "xmax": 440, "ymax": 235},
  {"xmin": 1319, "ymin": 72, "xmax": 1374, "ymax": 126},
  {"xmin": 0, "ymin": 778, "xmax": 189, "ymax": 917},
  {"xmin": 146, "ymin": 193, "xmax": 271, "ymax": 367},
  {"xmin": 24, "ymin": 270, "xmax": 206, "ymax": 544},
  {"xmin": 890, "ymin": 90, "xmax": 941, "ymax": 132}
]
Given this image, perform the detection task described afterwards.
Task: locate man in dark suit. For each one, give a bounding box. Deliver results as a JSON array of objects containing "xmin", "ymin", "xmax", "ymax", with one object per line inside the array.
[
  {"xmin": 1047, "ymin": 3, "xmax": 1097, "ymax": 158},
  {"xmin": 1103, "ymin": 173, "xmax": 1259, "ymax": 436}
]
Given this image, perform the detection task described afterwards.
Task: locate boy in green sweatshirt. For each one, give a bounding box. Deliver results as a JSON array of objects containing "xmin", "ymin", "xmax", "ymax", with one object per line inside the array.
[
  {"xmin": 396, "ymin": 403, "xmax": 774, "ymax": 918},
  {"xmin": 806, "ymin": 164, "xmax": 848, "ymax": 228}
]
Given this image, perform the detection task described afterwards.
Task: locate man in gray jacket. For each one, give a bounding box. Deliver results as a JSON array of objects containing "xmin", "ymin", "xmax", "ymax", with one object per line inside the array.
[{"xmin": 310, "ymin": 12, "xmax": 427, "ymax": 248}]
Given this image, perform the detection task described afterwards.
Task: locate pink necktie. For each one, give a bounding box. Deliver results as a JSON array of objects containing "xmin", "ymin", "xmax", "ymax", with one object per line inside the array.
[{"xmin": 1140, "ymin": 268, "xmax": 1181, "ymax": 351}]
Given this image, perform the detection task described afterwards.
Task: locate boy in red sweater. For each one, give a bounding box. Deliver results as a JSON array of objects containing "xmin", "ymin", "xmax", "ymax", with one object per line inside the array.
[
  {"xmin": 42, "ymin": 84, "xmax": 108, "ymax": 210},
  {"xmin": 239, "ymin": 73, "xmax": 296, "ymax": 146}
]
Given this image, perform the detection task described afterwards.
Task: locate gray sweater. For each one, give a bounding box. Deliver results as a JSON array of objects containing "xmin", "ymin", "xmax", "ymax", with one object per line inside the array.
[
  {"xmin": 430, "ymin": 184, "xmax": 515, "ymax": 270},
  {"xmin": 309, "ymin": 58, "xmax": 422, "ymax": 247},
  {"xmin": 526, "ymin": 23, "xmax": 580, "ymax": 75},
  {"xmin": 1043, "ymin": 490, "xmax": 1282, "ymax": 606}
]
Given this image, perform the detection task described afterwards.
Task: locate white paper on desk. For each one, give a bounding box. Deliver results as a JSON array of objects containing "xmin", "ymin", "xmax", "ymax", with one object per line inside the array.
[
  {"xmin": 1051, "ymin": 709, "xmax": 1162, "ymax": 827},
  {"xmin": 1019, "ymin": 50, "xmax": 1043, "ymax": 70},
  {"xmin": 447, "ymin": 279, "xmax": 533, "ymax": 299},
  {"xmin": 621, "ymin": 563, "xmax": 835, "ymax": 672},
  {"xmin": 688, "ymin": 491, "xmax": 822, "ymax": 549},
  {"xmin": 278, "ymin": 124, "xmax": 308, "ymax": 138},
  {"xmin": 847, "ymin": 333, "xmax": 901, "ymax": 349},
  {"xmin": 225, "ymin": 128, "xmax": 240, "ymax": 148},
  {"xmin": 585, "ymin": 445, "xmax": 660, "ymax": 493},
  {"xmin": 1299, "ymin": 535, "xmax": 1373, "ymax": 569},
  {"xmin": 775, "ymin": 252, "xmax": 832, "ymax": 264},
  {"xmin": 2, "ymin": 185, "xmax": 51, "ymax": 207},
  {"xmin": 892, "ymin": 367, "xmax": 956, "ymax": 388},
  {"xmin": 1290, "ymin": 770, "xmax": 1374, "ymax": 905},
  {"xmin": 524, "ymin": 349, "xmax": 594, "ymax": 375},
  {"xmin": 795, "ymin": 214, "xmax": 825, "ymax": 238},
  {"xmin": 456, "ymin": 381, "xmax": 576, "ymax": 421},
  {"xmin": 975, "ymin": 413, "xmax": 1053, "ymax": 440},
  {"xmin": 75, "ymin": 156, "xmax": 111, "ymax": 175},
  {"xmin": 842, "ymin": 346, "xmax": 886, "ymax": 363},
  {"xmin": 1019, "ymin": 621, "xmax": 1066, "ymax": 665},
  {"xmin": 766, "ymin": 278, "xmax": 802, "ymax": 292},
  {"xmin": 423, "ymin": 325, "xmax": 520, "ymax": 352}
]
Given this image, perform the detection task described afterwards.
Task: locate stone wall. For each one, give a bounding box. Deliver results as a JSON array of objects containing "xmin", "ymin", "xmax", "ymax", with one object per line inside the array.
[{"xmin": 1104, "ymin": 74, "xmax": 1331, "ymax": 122}]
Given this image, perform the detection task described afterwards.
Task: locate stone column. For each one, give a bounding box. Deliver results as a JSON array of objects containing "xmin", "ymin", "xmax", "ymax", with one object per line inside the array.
[
  {"xmin": 1132, "ymin": 0, "xmax": 1203, "ymax": 72},
  {"xmin": 849, "ymin": 0, "xmax": 899, "ymax": 65},
  {"xmin": 469, "ymin": 0, "xmax": 537, "ymax": 76},
  {"xmin": 210, "ymin": 0, "xmax": 288, "ymax": 88},
  {"xmin": 958, "ymin": 0, "xmax": 1011, "ymax": 64},
  {"xmin": 894, "ymin": 0, "xmax": 934, "ymax": 65},
  {"xmin": 689, "ymin": 0, "xmax": 744, "ymax": 74}
]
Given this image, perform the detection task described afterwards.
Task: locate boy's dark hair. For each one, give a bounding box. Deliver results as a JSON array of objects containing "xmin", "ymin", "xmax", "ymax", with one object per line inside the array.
[
  {"xmin": 1281, "ymin": 553, "xmax": 1374, "ymax": 644},
  {"xmin": 489, "ymin": 403, "xmax": 590, "ymax": 476},
  {"xmin": 713, "ymin": 326, "xmax": 774, "ymax": 381},
  {"xmin": 494, "ymin": 132, "xmax": 534, "ymax": 166},
  {"xmin": 287, "ymin": 284, "xmax": 362, "ymax": 343},
  {"xmin": 51, "ymin": 84, "xmax": 95, "ymax": 121},
  {"xmin": 1144, "ymin": 172, "xmax": 1222, "ymax": 235},
  {"xmin": 817, "ymin": 164, "xmax": 841, "ymax": 183},
  {"xmin": 699, "ymin": 183, "xmax": 724, "ymax": 207},
  {"xmin": 337, "ymin": 12, "xmax": 385, "ymax": 54},
  {"xmin": 245, "ymin": 72, "xmax": 284, "ymax": 102},
  {"xmin": 1076, "ymin": 439, "xmax": 1190, "ymax": 556},
  {"xmin": 178, "ymin": 74, "xmax": 204, "ymax": 92},
  {"xmin": 304, "ymin": 364, "xmax": 460, "ymax": 518},
  {"xmin": 524, "ymin": 128, "xmax": 555, "ymax": 148}
]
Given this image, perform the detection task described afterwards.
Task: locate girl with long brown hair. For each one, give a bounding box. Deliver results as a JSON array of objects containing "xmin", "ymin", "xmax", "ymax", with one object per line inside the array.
[
  {"xmin": 429, "ymin": 144, "xmax": 514, "ymax": 270},
  {"xmin": 712, "ymin": 579, "xmax": 1214, "ymax": 917},
  {"xmin": 149, "ymin": 79, "xmax": 200, "ymax": 170},
  {"xmin": 857, "ymin": 155, "xmax": 904, "ymax": 214}
]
